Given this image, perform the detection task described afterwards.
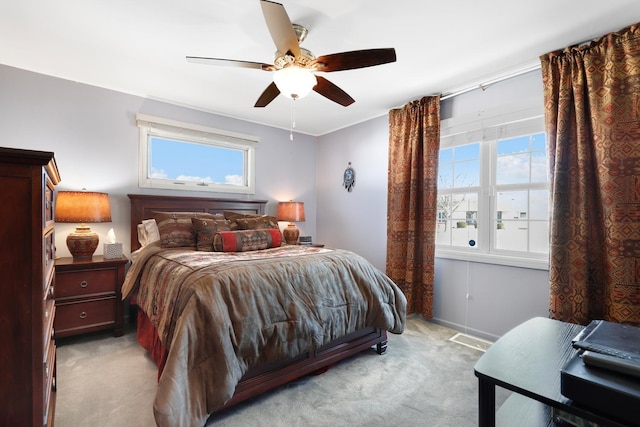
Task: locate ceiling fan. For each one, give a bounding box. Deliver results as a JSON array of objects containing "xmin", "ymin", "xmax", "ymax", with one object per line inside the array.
[{"xmin": 186, "ymin": 0, "xmax": 396, "ymax": 108}]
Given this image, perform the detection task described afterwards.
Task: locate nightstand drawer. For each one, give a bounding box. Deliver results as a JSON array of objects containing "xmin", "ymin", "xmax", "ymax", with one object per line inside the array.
[
  {"xmin": 55, "ymin": 297, "xmax": 117, "ymax": 337},
  {"xmin": 56, "ymin": 268, "xmax": 117, "ymax": 298}
]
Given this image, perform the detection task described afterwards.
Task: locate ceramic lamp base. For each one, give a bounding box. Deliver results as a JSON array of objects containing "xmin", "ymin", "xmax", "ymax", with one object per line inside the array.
[
  {"xmin": 282, "ymin": 223, "xmax": 300, "ymax": 245},
  {"xmin": 66, "ymin": 226, "xmax": 99, "ymax": 259}
]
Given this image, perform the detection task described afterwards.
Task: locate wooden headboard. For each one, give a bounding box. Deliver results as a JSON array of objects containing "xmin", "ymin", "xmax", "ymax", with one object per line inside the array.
[{"xmin": 128, "ymin": 194, "xmax": 268, "ymax": 251}]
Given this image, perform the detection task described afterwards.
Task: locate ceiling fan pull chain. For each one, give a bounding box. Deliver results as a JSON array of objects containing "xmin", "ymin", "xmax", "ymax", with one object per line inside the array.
[{"xmin": 289, "ymin": 97, "xmax": 297, "ymax": 141}]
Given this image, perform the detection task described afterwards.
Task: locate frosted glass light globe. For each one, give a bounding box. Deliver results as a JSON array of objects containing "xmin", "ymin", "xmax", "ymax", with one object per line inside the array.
[{"xmin": 273, "ymin": 66, "xmax": 317, "ymax": 99}]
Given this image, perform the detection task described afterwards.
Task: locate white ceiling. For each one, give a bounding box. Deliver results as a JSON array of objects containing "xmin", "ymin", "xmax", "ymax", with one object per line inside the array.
[{"xmin": 2, "ymin": 1, "xmax": 640, "ymax": 136}]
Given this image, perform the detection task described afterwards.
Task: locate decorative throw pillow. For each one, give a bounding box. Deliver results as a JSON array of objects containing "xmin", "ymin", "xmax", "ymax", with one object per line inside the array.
[
  {"xmin": 235, "ymin": 216, "xmax": 279, "ymax": 230},
  {"xmin": 191, "ymin": 217, "xmax": 234, "ymax": 251},
  {"xmin": 222, "ymin": 210, "xmax": 255, "ymax": 221},
  {"xmin": 152, "ymin": 211, "xmax": 223, "ymax": 248},
  {"xmin": 213, "ymin": 229, "xmax": 282, "ymax": 252},
  {"xmin": 223, "ymin": 210, "xmax": 279, "ymax": 230}
]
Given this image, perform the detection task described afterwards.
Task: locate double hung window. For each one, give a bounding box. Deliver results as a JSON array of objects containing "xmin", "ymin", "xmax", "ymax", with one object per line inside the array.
[{"xmin": 436, "ymin": 113, "xmax": 549, "ymax": 268}]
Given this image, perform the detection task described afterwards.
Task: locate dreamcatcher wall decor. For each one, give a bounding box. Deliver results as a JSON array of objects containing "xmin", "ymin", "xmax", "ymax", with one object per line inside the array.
[{"xmin": 343, "ymin": 162, "xmax": 355, "ymax": 192}]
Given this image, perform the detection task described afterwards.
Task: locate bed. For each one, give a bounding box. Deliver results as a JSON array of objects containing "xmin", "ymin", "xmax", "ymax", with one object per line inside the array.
[{"xmin": 124, "ymin": 194, "xmax": 406, "ymax": 426}]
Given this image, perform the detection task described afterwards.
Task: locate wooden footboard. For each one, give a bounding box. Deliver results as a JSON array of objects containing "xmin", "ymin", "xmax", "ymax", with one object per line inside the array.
[
  {"xmin": 227, "ymin": 327, "xmax": 387, "ymax": 408},
  {"xmin": 136, "ymin": 307, "xmax": 387, "ymax": 411}
]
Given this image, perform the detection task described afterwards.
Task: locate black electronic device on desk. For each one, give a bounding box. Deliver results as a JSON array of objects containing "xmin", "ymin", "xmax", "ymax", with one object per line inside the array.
[{"xmin": 561, "ymin": 320, "xmax": 640, "ymax": 426}]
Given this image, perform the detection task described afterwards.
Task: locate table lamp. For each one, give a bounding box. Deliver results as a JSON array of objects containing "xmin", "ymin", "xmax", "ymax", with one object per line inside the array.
[
  {"xmin": 277, "ymin": 201, "xmax": 305, "ymax": 245},
  {"xmin": 55, "ymin": 190, "xmax": 112, "ymax": 259}
]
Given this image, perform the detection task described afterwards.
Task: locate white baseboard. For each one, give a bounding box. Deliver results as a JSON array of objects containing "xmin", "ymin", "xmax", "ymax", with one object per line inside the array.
[{"xmin": 430, "ymin": 318, "xmax": 501, "ymax": 342}]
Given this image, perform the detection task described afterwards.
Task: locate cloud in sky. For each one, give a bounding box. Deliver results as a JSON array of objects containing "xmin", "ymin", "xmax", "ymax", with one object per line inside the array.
[{"xmin": 225, "ymin": 174, "xmax": 243, "ymax": 185}]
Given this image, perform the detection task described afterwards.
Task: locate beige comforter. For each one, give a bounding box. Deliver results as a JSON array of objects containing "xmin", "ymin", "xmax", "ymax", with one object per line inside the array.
[{"xmin": 123, "ymin": 244, "xmax": 406, "ymax": 427}]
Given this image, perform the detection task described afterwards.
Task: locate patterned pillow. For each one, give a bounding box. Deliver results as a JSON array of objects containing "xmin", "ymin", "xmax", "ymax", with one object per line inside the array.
[
  {"xmin": 191, "ymin": 217, "xmax": 234, "ymax": 251},
  {"xmin": 235, "ymin": 216, "xmax": 279, "ymax": 230},
  {"xmin": 223, "ymin": 210, "xmax": 279, "ymax": 230},
  {"xmin": 213, "ymin": 229, "xmax": 282, "ymax": 252},
  {"xmin": 152, "ymin": 211, "xmax": 223, "ymax": 248}
]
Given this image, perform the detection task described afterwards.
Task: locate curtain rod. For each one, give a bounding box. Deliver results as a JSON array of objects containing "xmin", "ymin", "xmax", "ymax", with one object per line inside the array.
[{"xmin": 440, "ymin": 62, "xmax": 542, "ymax": 101}]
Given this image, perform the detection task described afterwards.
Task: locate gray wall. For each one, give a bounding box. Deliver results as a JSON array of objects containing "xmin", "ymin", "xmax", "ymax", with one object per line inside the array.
[{"xmin": 315, "ymin": 116, "xmax": 389, "ymax": 271}]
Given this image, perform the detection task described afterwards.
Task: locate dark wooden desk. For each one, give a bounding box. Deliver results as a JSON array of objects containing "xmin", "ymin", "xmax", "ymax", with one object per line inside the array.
[{"xmin": 474, "ymin": 317, "xmax": 630, "ymax": 427}]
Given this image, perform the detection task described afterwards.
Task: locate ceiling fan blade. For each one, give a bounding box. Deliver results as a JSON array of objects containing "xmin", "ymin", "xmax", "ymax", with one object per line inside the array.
[
  {"xmin": 312, "ymin": 48, "xmax": 396, "ymax": 72},
  {"xmin": 260, "ymin": 0, "xmax": 300, "ymax": 58},
  {"xmin": 254, "ymin": 82, "xmax": 281, "ymax": 107},
  {"xmin": 313, "ymin": 76, "xmax": 355, "ymax": 106},
  {"xmin": 186, "ymin": 56, "xmax": 274, "ymax": 71}
]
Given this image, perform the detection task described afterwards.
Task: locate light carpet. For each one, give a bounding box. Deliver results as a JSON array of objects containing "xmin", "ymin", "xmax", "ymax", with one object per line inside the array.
[{"xmin": 55, "ymin": 315, "xmax": 508, "ymax": 426}]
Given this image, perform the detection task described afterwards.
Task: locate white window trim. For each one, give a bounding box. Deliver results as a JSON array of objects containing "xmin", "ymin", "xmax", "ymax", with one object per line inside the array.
[
  {"xmin": 435, "ymin": 248, "xmax": 549, "ymax": 270},
  {"xmin": 136, "ymin": 113, "xmax": 258, "ymax": 194},
  {"xmin": 437, "ymin": 106, "xmax": 550, "ymax": 270}
]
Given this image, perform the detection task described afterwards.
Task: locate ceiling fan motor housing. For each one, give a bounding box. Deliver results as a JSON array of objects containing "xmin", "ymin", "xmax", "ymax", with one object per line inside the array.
[{"xmin": 274, "ymin": 47, "xmax": 315, "ymax": 70}]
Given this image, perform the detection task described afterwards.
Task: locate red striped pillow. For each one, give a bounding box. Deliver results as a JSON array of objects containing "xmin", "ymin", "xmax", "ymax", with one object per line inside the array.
[{"xmin": 213, "ymin": 229, "xmax": 282, "ymax": 252}]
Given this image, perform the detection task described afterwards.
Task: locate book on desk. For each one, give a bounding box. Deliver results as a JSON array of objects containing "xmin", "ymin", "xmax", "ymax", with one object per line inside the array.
[{"xmin": 560, "ymin": 320, "xmax": 640, "ymax": 427}]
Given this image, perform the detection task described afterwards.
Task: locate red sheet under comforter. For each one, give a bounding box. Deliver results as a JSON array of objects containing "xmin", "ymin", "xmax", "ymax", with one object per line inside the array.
[{"xmin": 122, "ymin": 244, "xmax": 406, "ymax": 427}]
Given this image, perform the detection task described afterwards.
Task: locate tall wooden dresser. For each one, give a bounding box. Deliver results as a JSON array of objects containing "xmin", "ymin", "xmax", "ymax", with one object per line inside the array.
[{"xmin": 0, "ymin": 147, "xmax": 61, "ymax": 426}]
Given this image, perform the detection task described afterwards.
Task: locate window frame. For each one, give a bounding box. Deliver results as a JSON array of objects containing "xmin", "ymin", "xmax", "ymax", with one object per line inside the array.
[
  {"xmin": 435, "ymin": 108, "xmax": 549, "ymax": 270},
  {"xmin": 136, "ymin": 113, "xmax": 258, "ymax": 194}
]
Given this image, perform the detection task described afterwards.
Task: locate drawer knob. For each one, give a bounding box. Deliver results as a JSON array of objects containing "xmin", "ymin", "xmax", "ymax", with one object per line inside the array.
[
  {"xmin": 80, "ymin": 280, "xmax": 88, "ymax": 288},
  {"xmin": 79, "ymin": 311, "xmax": 87, "ymax": 319},
  {"xmin": 49, "ymin": 286, "xmax": 55, "ymax": 298}
]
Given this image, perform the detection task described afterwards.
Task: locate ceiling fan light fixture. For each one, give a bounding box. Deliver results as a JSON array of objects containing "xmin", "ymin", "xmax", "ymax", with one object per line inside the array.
[{"xmin": 273, "ymin": 66, "xmax": 317, "ymax": 99}]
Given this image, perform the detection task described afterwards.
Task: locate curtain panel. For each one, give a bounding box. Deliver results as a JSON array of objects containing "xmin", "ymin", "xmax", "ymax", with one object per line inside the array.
[
  {"xmin": 541, "ymin": 23, "xmax": 640, "ymax": 325},
  {"xmin": 386, "ymin": 96, "xmax": 440, "ymax": 318}
]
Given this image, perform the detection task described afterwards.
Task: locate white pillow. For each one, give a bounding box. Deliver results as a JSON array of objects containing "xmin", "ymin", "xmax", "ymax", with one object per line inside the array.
[{"xmin": 137, "ymin": 219, "xmax": 160, "ymax": 247}]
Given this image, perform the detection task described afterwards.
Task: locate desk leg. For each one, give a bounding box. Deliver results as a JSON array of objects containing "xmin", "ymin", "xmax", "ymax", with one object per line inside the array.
[{"xmin": 478, "ymin": 377, "xmax": 495, "ymax": 427}]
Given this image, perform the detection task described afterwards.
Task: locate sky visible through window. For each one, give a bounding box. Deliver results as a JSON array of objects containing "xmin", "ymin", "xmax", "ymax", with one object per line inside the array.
[
  {"xmin": 149, "ymin": 137, "xmax": 245, "ymax": 185},
  {"xmin": 496, "ymin": 133, "xmax": 547, "ymax": 185},
  {"xmin": 439, "ymin": 132, "xmax": 547, "ymax": 189}
]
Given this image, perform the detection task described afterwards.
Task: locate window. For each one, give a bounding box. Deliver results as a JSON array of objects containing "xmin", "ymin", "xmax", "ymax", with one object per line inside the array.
[
  {"xmin": 436, "ymin": 113, "xmax": 549, "ymax": 269},
  {"xmin": 136, "ymin": 114, "xmax": 258, "ymax": 194}
]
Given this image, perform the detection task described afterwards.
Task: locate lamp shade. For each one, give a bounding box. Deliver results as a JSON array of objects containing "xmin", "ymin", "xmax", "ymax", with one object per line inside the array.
[
  {"xmin": 277, "ymin": 201, "xmax": 305, "ymax": 222},
  {"xmin": 55, "ymin": 191, "xmax": 111, "ymax": 259},
  {"xmin": 273, "ymin": 66, "xmax": 317, "ymax": 99},
  {"xmin": 55, "ymin": 191, "xmax": 111, "ymax": 223}
]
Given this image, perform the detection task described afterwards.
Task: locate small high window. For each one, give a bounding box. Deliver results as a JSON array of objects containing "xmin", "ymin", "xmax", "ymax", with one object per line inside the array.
[{"xmin": 136, "ymin": 114, "xmax": 257, "ymax": 194}]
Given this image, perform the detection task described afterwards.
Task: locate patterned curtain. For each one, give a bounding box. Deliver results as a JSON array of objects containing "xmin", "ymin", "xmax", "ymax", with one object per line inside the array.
[
  {"xmin": 386, "ymin": 96, "xmax": 440, "ymax": 318},
  {"xmin": 540, "ymin": 23, "xmax": 640, "ymax": 325}
]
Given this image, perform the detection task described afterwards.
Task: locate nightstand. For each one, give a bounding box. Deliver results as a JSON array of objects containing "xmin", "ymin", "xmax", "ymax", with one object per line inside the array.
[{"xmin": 54, "ymin": 255, "xmax": 129, "ymax": 338}]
